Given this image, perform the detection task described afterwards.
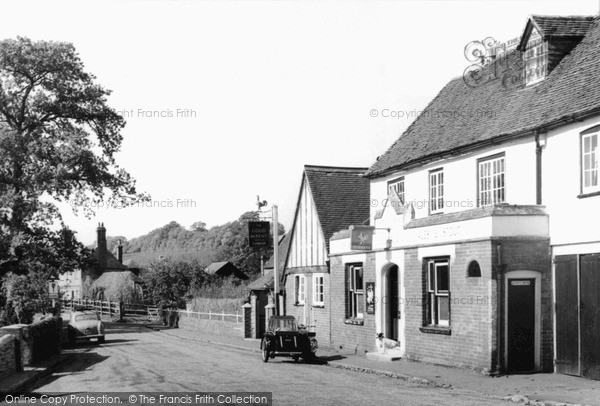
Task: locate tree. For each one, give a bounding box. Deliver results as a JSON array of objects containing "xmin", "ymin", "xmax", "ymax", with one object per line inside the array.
[
  {"xmin": 0, "ymin": 37, "xmax": 147, "ymax": 277},
  {"xmin": 141, "ymin": 259, "xmax": 204, "ymax": 309},
  {"xmin": 189, "ymin": 221, "xmax": 207, "ymax": 233}
]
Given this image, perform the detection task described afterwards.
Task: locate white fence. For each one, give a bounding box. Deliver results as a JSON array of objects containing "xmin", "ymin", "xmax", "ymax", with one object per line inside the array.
[{"xmin": 178, "ymin": 309, "xmax": 243, "ymax": 323}]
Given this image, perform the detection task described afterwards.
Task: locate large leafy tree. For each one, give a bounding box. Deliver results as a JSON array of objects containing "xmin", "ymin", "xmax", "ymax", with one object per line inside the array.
[{"xmin": 0, "ymin": 37, "xmax": 146, "ymax": 277}]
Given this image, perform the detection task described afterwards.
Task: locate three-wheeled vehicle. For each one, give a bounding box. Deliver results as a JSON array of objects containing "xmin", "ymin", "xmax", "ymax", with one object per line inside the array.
[{"xmin": 260, "ymin": 315, "xmax": 318, "ymax": 362}]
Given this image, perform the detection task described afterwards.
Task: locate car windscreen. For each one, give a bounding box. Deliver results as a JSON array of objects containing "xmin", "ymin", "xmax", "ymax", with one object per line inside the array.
[
  {"xmin": 272, "ymin": 318, "xmax": 297, "ymax": 331},
  {"xmin": 75, "ymin": 314, "xmax": 99, "ymax": 321}
]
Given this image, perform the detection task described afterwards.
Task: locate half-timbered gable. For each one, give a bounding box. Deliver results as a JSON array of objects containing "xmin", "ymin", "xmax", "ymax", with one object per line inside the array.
[{"xmin": 284, "ymin": 165, "xmax": 370, "ymax": 343}]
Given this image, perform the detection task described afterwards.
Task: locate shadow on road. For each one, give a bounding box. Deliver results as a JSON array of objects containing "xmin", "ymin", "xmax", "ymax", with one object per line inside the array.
[
  {"xmin": 268, "ymin": 354, "xmax": 346, "ymax": 365},
  {"xmin": 23, "ymin": 350, "xmax": 109, "ymax": 393}
]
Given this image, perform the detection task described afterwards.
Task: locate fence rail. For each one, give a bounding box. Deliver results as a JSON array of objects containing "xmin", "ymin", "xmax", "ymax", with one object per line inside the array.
[
  {"xmin": 60, "ymin": 299, "xmax": 157, "ymax": 318},
  {"xmin": 59, "ymin": 300, "xmax": 242, "ymax": 323},
  {"xmin": 178, "ymin": 309, "xmax": 243, "ymax": 323}
]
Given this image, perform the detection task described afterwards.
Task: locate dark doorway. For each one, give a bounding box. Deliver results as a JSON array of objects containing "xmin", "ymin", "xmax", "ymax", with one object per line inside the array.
[
  {"xmin": 385, "ymin": 265, "xmax": 399, "ymax": 341},
  {"xmin": 256, "ymin": 291, "xmax": 268, "ymax": 338},
  {"xmin": 507, "ymin": 278, "xmax": 535, "ymax": 372}
]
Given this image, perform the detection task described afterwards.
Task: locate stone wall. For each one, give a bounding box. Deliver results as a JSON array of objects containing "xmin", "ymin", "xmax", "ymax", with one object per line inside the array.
[{"xmin": 0, "ymin": 334, "xmax": 17, "ymax": 378}]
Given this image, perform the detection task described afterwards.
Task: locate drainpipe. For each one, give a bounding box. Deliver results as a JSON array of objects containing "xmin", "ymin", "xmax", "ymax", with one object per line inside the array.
[
  {"xmin": 494, "ymin": 243, "xmax": 505, "ymax": 375},
  {"xmin": 535, "ymin": 130, "xmax": 545, "ymax": 205}
]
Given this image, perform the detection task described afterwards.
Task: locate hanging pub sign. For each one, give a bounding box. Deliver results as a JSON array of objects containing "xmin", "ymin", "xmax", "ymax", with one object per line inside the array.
[
  {"xmin": 350, "ymin": 225, "xmax": 374, "ymax": 250},
  {"xmin": 365, "ymin": 282, "xmax": 375, "ymax": 314},
  {"xmin": 248, "ymin": 221, "xmax": 270, "ymax": 248}
]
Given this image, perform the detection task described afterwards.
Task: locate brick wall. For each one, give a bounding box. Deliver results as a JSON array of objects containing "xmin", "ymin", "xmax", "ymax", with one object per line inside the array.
[
  {"xmin": 495, "ymin": 238, "xmax": 553, "ymax": 372},
  {"xmin": 402, "ymin": 238, "xmax": 552, "ymax": 373},
  {"xmin": 0, "ymin": 334, "xmax": 16, "ymax": 378},
  {"xmin": 329, "ymin": 253, "xmax": 377, "ymax": 354},
  {"xmin": 284, "ymin": 273, "xmax": 331, "ymax": 345},
  {"xmin": 403, "ymin": 241, "xmax": 496, "ymax": 372}
]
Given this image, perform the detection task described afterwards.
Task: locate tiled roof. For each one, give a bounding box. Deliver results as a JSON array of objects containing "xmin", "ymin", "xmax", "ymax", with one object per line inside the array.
[
  {"xmin": 303, "ymin": 165, "xmax": 370, "ymax": 249},
  {"xmin": 205, "ymin": 262, "xmax": 229, "ymax": 274},
  {"xmin": 205, "ymin": 261, "xmax": 248, "ymax": 279},
  {"xmin": 264, "ymin": 233, "xmax": 292, "ymax": 270},
  {"xmin": 366, "ymin": 15, "xmax": 600, "ymax": 178},
  {"xmin": 105, "ymin": 252, "xmax": 126, "ymax": 270},
  {"xmin": 247, "ymin": 270, "xmax": 275, "ymax": 291},
  {"xmin": 530, "ymin": 15, "xmax": 595, "ymax": 38}
]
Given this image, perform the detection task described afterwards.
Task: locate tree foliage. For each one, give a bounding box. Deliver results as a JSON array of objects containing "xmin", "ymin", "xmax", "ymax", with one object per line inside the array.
[
  {"xmin": 1, "ymin": 267, "xmax": 52, "ymax": 325},
  {"xmin": 123, "ymin": 212, "xmax": 284, "ymax": 278},
  {"xmin": 0, "ymin": 37, "xmax": 146, "ymax": 321},
  {"xmin": 140, "ymin": 259, "xmax": 204, "ymax": 309},
  {"xmin": 0, "ymin": 37, "xmax": 147, "ymax": 278}
]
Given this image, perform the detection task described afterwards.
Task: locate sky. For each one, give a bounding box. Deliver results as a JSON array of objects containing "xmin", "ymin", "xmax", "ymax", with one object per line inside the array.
[{"xmin": 1, "ymin": 0, "xmax": 598, "ymax": 245}]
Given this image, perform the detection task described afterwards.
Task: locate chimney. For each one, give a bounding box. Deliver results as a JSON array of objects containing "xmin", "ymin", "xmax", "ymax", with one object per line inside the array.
[
  {"xmin": 117, "ymin": 238, "xmax": 123, "ymax": 264},
  {"xmin": 96, "ymin": 223, "xmax": 107, "ymax": 269}
]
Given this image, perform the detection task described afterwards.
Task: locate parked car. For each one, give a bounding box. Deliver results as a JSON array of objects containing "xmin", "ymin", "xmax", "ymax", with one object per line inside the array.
[
  {"xmin": 260, "ymin": 315, "xmax": 318, "ymax": 363},
  {"xmin": 68, "ymin": 310, "xmax": 105, "ymax": 345}
]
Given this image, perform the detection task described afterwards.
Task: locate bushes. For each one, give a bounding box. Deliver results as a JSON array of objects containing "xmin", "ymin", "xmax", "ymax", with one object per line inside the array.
[
  {"xmin": 2, "ymin": 270, "xmax": 52, "ymax": 325},
  {"xmin": 187, "ymin": 297, "xmax": 244, "ymax": 314},
  {"xmin": 187, "ymin": 277, "xmax": 248, "ymax": 313}
]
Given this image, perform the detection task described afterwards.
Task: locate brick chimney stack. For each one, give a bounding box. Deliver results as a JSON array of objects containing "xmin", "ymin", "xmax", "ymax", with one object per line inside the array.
[
  {"xmin": 117, "ymin": 238, "xmax": 123, "ymax": 264},
  {"xmin": 96, "ymin": 222, "xmax": 107, "ymax": 269}
]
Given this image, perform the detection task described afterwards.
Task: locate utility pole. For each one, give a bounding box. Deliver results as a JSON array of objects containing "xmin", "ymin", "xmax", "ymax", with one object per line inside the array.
[{"xmin": 272, "ymin": 204, "xmax": 279, "ymax": 315}]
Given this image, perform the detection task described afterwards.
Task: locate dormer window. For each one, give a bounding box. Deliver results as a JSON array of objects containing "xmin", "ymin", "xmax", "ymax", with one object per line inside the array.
[
  {"xmin": 523, "ymin": 29, "xmax": 547, "ymax": 86},
  {"xmin": 517, "ymin": 15, "xmax": 594, "ymax": 87}
]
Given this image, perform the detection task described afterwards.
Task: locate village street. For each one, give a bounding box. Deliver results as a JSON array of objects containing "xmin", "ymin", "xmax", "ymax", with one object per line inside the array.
[{"xmin": 21, "ymin": 322, "xmax": 508, "ymax": 406}]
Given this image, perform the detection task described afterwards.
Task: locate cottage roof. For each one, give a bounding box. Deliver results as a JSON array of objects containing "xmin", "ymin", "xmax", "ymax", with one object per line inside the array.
[
  {"xmin": 263, "ymin": 233, "xmax": 292, "ymax": 270},
  {"xmin": 247, "ymin": 270, "xmax": 276, "ymax": 291},
  {"xmin": 93, "ymin": 270, "xmax": 140, "ymax": 287},
  {"xmin": 302, "ymin": 165, "xmax": 370, "ymax": 249},
  {"xmin": 366, "ymin": 15, "xmax": 599, "ymax": 178},
  {"xmin": 528, "ymin": 15, "xmax": 594, "ymax": 38},
  {"xmin": 205, "ymin": 261, "xmax": 248, "ymax": 280}
]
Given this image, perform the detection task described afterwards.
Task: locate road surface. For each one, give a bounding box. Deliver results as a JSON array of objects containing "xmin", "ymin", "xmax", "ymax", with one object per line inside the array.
[{"xmin": 23, "ymin": 322, "xmax": 508, "ymax": 406}]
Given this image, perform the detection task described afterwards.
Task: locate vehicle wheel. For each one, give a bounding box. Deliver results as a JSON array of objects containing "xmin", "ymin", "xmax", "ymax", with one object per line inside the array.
[
  {"xmin": 98, "ymin": 336, "xmax": 105, "ymax": 344},
  {"xmin": 293, "ymin": 356, "xmax": 299, "ymax": 363},
  {"xmin": 261, "ymin": 339, "xmax": 270, "ymax": 363},
  {"xmin": 261, "ymin": 347, "xmax": 270, "ymax": 362},
  {"xmin": 68, "ymin": 331, "xmax": 75, "ymax": 346}
]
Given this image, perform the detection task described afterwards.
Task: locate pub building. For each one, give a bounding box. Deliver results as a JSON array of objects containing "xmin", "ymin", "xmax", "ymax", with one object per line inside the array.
[{"xmin": 327, "ymin": 15, "xmax": 600, "ymax": 378}]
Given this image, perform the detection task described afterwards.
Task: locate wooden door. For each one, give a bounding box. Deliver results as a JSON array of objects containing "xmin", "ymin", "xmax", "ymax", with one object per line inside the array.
[
  {"xmin": 555, "ymin": 255, "xmax": 580, "ymax": 376},
  {"xmin": 581, "ymin": 253, "xmax": 600, "ymax": 380}
]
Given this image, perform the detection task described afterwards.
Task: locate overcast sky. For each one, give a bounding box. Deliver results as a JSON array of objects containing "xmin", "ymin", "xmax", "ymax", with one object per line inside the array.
[{"xmin": 1, "ymin": 0, "xmax": 598, "ymax": 245}]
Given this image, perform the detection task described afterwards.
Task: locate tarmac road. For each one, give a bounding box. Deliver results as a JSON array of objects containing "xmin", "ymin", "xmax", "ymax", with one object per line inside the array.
[{"xmin": 23, "ymin": 322, "xmax": 509, "ymax": 406}]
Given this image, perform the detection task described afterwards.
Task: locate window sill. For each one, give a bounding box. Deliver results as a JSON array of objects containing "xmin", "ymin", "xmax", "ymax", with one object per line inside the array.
[
  {"xmin": 420, "ymin": 326, "xmax": 451, "ymax": 335},
  {"xmin": 312, "ymin": 304, "xmax": 325, "ymax": 308},
  {"xmin": 344, "ymin": 318, "xmax": 364, "ymax": 326},
  {"xmin": 577, "ymin": 190, "xmax": 600, "ymax": 199},
  {"xmin": 294, "ymin": 303, "xmax": 305, "ymax": 307}
]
